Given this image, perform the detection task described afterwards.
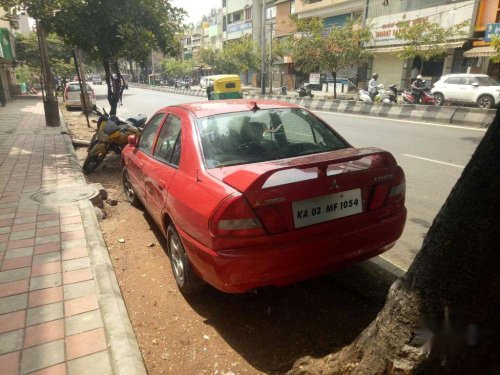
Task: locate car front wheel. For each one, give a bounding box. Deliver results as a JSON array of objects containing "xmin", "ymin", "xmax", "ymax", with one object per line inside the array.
[
  {"xmin": 434, "ymin": 93, "xmax": 444, "ymax": 106},
  {"xmin": 477, "ymin": 95, "xmax": 494, "ymax": 109},
  {"xmin": 167, "ymin": 224, "xmax": 203, "ymax": 294}
]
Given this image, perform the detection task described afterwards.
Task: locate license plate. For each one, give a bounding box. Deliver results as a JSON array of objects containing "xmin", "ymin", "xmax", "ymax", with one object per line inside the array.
[{"xmin": 292, "ymin": 189, "xmax": 362, "ymax": 228}]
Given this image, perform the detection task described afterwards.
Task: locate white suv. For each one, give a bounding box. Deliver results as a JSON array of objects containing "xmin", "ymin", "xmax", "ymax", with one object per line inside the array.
[{"xmin": 431, "ymin": 74, "xmax": 500, "ymax": 109}]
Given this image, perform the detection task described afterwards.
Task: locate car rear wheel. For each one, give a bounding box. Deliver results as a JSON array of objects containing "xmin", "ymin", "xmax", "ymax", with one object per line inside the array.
[
  {"xmin": 122, "ymin": 167, "xmax": 141, "ymax": 207},
  {"xmin": 167, "ymin": 224, "xmax": 203, "ymax": 294},
  {"xmin": 477, "ymin": 95, "xmax": 494, "ymax": 109},
  {"xmin": 434, "ymin": 93, "xmax": 444, "ymax": 106}
]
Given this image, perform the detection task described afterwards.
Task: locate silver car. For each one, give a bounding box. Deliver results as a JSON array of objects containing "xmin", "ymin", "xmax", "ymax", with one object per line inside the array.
[{"xmin": 63, "ymin": 82, "xmax": 96, "ymax": 109}]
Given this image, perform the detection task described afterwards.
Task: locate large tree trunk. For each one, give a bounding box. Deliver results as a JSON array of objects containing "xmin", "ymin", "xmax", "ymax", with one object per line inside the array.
[{"xmin": 289, "ymin": 110, "xmax": 500, "ymax": 374}]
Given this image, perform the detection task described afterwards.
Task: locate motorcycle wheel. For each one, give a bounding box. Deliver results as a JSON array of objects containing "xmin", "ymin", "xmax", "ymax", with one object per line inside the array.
[
  {"xmin": 83, "ymin": 152, "xmax": 106, "ymax": 174},
  {"xmin": 87, "ymin": 134, "xmax": 98, "ymax": 151}
]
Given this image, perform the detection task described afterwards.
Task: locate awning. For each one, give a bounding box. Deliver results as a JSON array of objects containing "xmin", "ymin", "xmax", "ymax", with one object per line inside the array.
[
  {"xmin": 368, "ymin": 41, "xmax": 466, "ymax": 54},
  {"xmin": 463, "ymin": 46, "xmax": 496, "ymax": 58}
]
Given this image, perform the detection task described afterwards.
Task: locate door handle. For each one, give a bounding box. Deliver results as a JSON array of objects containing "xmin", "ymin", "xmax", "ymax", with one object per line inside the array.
[{"xmin": 158, "ymin": 180, "xmax": 166, "ymax": 190}]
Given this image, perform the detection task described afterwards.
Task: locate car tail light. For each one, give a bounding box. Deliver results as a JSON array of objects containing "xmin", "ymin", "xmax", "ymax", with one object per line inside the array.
[
  {"xmin": 369, "ymin": 183, "xmax": 391, "ymax": 211},
  {"xmin": 369, "ymin": 166, "xmax": 405, "ymax": 210},
  {"xmin": 210, "ymin": 193, "xmax": 265, "ymax": 237},
  {"xmin": 386, "ymin": 167, "xmax": 406, "ymax": 206}
]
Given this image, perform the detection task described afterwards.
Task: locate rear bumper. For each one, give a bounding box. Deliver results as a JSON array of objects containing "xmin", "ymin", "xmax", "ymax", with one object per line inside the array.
[{"xmin": 178, "ymin": 208, "xmax": 406, "ymax": 293}]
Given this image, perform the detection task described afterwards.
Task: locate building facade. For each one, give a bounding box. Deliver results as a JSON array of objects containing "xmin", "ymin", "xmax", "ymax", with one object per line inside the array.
[
  {"xmin": 463, "ymin": 0, "xmax": 499, "ymax": 78},
  {"xmin": 0, "ymin": 9, "xmax": 18, "ymax": 105},
  {"xmin": 364, "ymin": 0, "xmax": 477, "ymax": 89}
]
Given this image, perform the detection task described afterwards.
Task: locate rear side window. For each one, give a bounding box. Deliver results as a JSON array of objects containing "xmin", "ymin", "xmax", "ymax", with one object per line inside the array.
[
  {"xmin": 196, "ymin": 108, "xmax": 347, "ymax": 168},
  {"xmin": 138, "ymin": 114, "xmax": 165, "ymax": 154},
  {"xmin": 445, "ymin": 77, "xmax": 465, "ymax": 85},
  {"xmin": 153, "ymin": 115, "xmax": 182, "ymax": 165},
  {"xmin": 225, "ymin": 82, "xmax": 236, "ymax": 89}
]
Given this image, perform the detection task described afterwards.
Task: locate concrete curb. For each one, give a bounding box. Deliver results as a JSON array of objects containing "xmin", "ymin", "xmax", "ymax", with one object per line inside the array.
[
  {"xmin": 59, "ymin": 110, "xmax": 147, "ymax": 375},
  {"xmin": 132, "ymin": 83, "xmax": 495, "ymax": 128}
]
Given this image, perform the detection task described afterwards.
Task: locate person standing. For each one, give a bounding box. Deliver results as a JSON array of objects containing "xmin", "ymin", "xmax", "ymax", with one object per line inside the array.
[
  {"xmin": 206, "ymin": 81, "xmax": 214, "ymax": 100},
  {"xmin": 411, "ymin": 74, "xmax": 425, "ymax": 104},
  {"xmin": 368, "ymin": 73, "xmax": 379, "ymax": 101}
]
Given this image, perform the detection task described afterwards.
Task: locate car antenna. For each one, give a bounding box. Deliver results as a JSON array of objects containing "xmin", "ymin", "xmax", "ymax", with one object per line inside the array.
[{"xmin": 251, "ymin": 102, "xmax": 260, "ymax": 112}]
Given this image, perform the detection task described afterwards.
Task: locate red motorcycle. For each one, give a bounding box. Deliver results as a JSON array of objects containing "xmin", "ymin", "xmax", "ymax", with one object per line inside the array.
[{"xmin": 402, "ymin": 89, "xmax": 437, "ymax": 105}]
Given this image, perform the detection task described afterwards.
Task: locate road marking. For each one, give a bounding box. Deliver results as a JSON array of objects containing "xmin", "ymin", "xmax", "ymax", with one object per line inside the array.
[
  {"xmin": 377, "ymin": 255, "xmax": 408, "ymax": 273},
  {"xmin": 314, "ymin": 110, "xmax": 487, "ymax": 132},
  {"xmin": 403, "ymin": 154, "xmax": 465, "ymax": 169}
]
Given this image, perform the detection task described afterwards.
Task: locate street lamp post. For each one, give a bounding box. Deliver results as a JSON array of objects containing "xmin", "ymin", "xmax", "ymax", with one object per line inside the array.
[{"xmin": 260, "ymin": 0, "xmax": 266, "ymax": 95}]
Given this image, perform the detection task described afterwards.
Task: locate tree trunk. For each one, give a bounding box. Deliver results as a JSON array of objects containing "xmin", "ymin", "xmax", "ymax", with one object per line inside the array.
[
  {"xmin": 288, "ymin": 110, "xmax": 500, "ymax": 374},
  {"xmin": 420, "ymin": 58, "xmax": 424, "ymax": 76},
  {"xmin": 102, "ymin": 58, "xmax": 123, "ymax": 116},
  {"xmin": 332, "ymin": 71, "xmax": 337, "ymax": 100}
]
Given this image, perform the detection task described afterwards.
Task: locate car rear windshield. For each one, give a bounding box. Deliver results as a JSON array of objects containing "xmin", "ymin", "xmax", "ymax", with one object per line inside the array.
[
  {"xmin": 196, "ymin": 108, "xmax": 348, "ymax": 168},
  {"xmin": 68, "ymin": 84, "xmax": 91, "ymax": 92},
  {"xmin": 475, "ymin": 77, "xmax": 499, "ymax": 86}
]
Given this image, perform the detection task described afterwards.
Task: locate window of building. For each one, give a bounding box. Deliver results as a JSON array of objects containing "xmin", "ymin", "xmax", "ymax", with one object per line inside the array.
[
  {"xmin": 222, "ymin": 0, "xmax": 226, "ymax": 7},
  {"xmin": 186, "ymin": 37, "xmax": 191, "ymax": 45},
  {"xmin": 290, "ymin": 1, "xmax": 296, "ymax": 15},
  {"xmin": 245, "ymin": 7, "xmax": 252, "ymax": 21}
]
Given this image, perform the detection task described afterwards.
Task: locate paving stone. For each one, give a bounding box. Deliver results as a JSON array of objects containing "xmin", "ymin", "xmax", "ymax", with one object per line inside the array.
[
  {"xmin": 63, "ymin": 268, "xmax": 92, "ymax": 285},
  {"xmin": 63, "ymin": 280, "xmax": 95, "ymax": 300},
  {"xmin": 36, "ymin": 220, "xmax": 59, "ymax": 229},
  {"xmin": 0, "ymin": 226, "xmax": 11, "ymax": 235},
  {"xmin": 34, "ymin": 242, "xmax": 61, "ymax": 255},
  {"xmin": 0, "ymin": 310, "xmax": 26, "ymax": 334},
  {"xmin": 9, "ymin": 230, "xmax": 35, "ymax": 241},
  {"xmin": 4, "ymin": 247, "xmax": 33, "ymax": 260},
  {"xmin": 35, "ymin": 234, "xmax": 60, "ymax": 246},
  {"xmin": 20, "ymin": 339, "xmax": 65, "ymax": 374},
  {"xmin": 0, "ymin": 351, "xmax": 21, "ymax": 375},
  {"xmin": 60, "ymin": 223, "xmax": 84, "ymax": 233},
  {"xmin": 1, "ymin": 256, "xmax": 32, "ymax": 271},
  {"xmin": 29, "ymin": 273, "xmax": 62, "ymax": 291},
  {"xmin": 62, "ymin": 248, "xmax": 88, "ymax": 261},
  {"xmin": 0, "ymin": 268, "xmax": 31, "ymax": 284},
  {"xmin": 31, "ymin": 262, "xmax": 61, "ymax": 277},
  {"xmin": 65, "ymin": 328, "xmax": 107, "ymax": 361},
  {"xmin": 33, "ymin": 252, "xmax": 61, "ymax": 265},
  {"xmin": 67, "ymin": 350, "xmax": 112, "ymax": 375},
  {"xmin": 26, "ymin": 302, "xmax": 64, "ymax": 326},
  {"xmin": 62, "ymin": 239, "xmax": 86, "ymax": 250},
  {"xmin": 65, "ymin": 310, "xmax": 103, "ymax": 336},
  {"xmin": 28, "ymin": 287, "xmax": 63, "ymax": 308},
  {"xmin": 0, "ymin": 279, "xmax": 30, "ymax": 298},
  {"xmin": 13, "ymin": 217, "xmax": 36, "ymax": 225},
  {"xmin": 0, "ymin": 213, "xmax": 15, "ymax": 220},
  {"xmin": 30, "ymin": 363, "xmax": 66, "ymax": 375},
  {"xmin": 0, "ymin": 329, "xmax": 23, "ymax": 355},
  {"xmin": 7, "ymin": 238, "xmax": 34, "ymax": 250},
  {"xmin": 0, "ymin": 293, "xmax": 28, "ymax": 315},
  {"xmin": 24, "ymin": 319, "xmax": 64, "ymax": 348},
  {"xmin": 11, "ymin": 223, "xmax": 36, "ymax": 232},
  {"xmin": 62, "ymin": 257, "xmax": 89, "ymax": 272},
  {"xmin": 36, "ymin": 226, "xmax": 60, "ymax": 237}
]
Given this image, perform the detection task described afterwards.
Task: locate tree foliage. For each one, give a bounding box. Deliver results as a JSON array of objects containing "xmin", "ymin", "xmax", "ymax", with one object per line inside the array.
[
  {"xmin": 161, "ymin": 57, "xmax": 194, "ymax": 78},
  {"xmin": 491, "ymin": 36, "xmax": 500, "ymax": 64},
  {"xmin": 1, "ymin": 0, "xmax": 185, "ymax": 115},
  {"xmin": 198, "ymin": 36, "xmax": 259, "ymax": 75},
  {"xmin": 285, "ymin": 17, "xmax": 372, "ymax": 98},
  {"xmin": 15, "ymin": 32, "xmax": 74, "ymax": 80},
  {"xmin": 395, "ymin": 19, "xmax": 469, "ymax": 70}
]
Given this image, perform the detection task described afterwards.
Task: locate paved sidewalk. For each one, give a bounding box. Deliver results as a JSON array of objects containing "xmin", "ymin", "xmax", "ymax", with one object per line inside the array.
[{"xmin": 0, "ymin": 99, "xmax": 145, "ymax": 375}]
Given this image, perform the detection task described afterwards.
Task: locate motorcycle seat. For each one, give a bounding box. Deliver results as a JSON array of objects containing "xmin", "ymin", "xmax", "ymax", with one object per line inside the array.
[{"xmin": 126, "ymin": 114, "xmax": 147, "ymax": 128}]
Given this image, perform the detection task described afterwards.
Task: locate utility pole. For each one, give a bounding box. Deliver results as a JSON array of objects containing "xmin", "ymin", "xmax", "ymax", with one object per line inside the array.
[
  {"xmin": 36, "ymin": 21, "xmax": 60, "ymax": 127},
  {"xmin": 269, "ymin": 19, "xmax": 273, "ymax": 94},
  {"xmin": 260, "ymin": 0, "xmax": 266, "ymax": 95},
  {"xmin": 151, "ymin": 50, "xmax": 155, "ymax": 85}
]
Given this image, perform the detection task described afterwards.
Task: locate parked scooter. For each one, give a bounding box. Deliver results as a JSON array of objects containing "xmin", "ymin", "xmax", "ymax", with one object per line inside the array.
[
  {"xmin": 297, "ymin": 83, "xmax": 314, "ymax": 98},
  {"xmin": 402, "ymin": 89, "xmax": 437, "ymax": 105},
  {"xmin": 357, "ymin": 88, "xmax": 372, "ymax": 102},
  {"xmin": 83, "ymin": 106, "xmax": 147, "ymax": 174}
]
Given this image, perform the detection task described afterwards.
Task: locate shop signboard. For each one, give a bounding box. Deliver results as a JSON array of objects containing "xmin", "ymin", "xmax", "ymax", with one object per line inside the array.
[
  {"xmin": 227, "ymin": 21, "xmax": 252, "ymax": 34},
  {"xmin": 485, "ymin": 23, "xmax": 500, "ymax": 43},
  {"xmin": 309, "ymin": 73, "xmax": 321, "ymax": 85},
  {"xmin": 0, "ymin": 29, "xmax": 13, "ymax": 60},
  {"xmin": 365, "ymin": 0, "xmax": 474, "ymax": 47}
]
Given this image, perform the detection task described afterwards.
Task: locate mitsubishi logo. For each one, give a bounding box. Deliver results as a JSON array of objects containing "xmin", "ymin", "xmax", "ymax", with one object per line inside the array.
[{"xmin": 330, "ymin": 179, "xmax": 340, "ymax": 190}]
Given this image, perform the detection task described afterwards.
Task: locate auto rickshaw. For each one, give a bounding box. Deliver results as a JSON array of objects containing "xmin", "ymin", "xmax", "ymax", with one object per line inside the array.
[{"xmin": 207, "ymin": 74, "xmax": 242, "ymax": 100}]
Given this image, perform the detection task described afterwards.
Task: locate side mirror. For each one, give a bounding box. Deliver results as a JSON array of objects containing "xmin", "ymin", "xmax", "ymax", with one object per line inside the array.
[
  {"xmin": 128, "ymin": 134, "xmax": 137, "ymax": 147},
  {"xmin": 471, "ymin": 82, "xmax": 479, "ymax": 87}
]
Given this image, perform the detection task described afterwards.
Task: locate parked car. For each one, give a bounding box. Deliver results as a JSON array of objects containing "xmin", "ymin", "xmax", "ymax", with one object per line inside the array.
[
  {"xmin": 431, "ymin": 74, "xmax": 500, "ymax": 109},
  {"xmin": 63, "ymin": 82, "xmax": 96, "ymax": 109},
  {"xmin": 121, "ymin": 100, "xmax": 407, "ymax": 294},
  {"xmin": 92, "ymin": 75, "xmax": 102, "ymax": 85}
]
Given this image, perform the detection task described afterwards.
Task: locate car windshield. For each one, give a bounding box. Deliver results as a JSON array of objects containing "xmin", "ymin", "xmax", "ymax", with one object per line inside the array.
[
  {"xmin": 475, "ymin": 77, "xmax": 499, "ymax": 86},
  {"xmin": 196, "ymin": 108, "xmax": 348, "ymax": 168}
]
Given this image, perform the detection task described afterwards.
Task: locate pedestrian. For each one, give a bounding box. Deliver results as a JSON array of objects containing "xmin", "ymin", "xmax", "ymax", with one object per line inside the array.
[
  {"xmin": 206, "ymin": 81, "xmax": 214, "ymax": 101},
  {"xmin": 368, "ymin": 73, "xmax": 379, "ymax": 101}
]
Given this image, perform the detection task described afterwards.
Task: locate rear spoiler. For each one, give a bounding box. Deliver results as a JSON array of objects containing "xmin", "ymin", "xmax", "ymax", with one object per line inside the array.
[{"xmin": 222, "ymin": 147, "xmax": 396, "ymax": 192}]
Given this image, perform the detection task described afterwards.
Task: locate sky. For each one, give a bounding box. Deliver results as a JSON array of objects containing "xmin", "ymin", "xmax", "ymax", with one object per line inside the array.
[{"xmin": 171, "ymin": 0, "xmax": 221, "ymax": 24}]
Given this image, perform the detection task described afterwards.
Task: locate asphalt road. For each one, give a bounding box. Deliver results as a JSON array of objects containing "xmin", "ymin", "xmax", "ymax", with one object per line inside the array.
[{"xmin": 92, "ymin": 84, "xmax": 485, "ymax": 272}]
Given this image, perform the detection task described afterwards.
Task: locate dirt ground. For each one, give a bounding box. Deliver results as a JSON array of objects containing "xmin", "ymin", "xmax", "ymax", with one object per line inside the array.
[{"xmin": 61, "ymin": 106, "xmax": 395, "ymax": 375}]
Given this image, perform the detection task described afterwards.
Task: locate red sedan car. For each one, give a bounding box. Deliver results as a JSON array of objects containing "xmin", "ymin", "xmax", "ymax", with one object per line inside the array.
[{"xmin": 121, "ymin": 100, "xmax": 406, "ymax": 294}]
